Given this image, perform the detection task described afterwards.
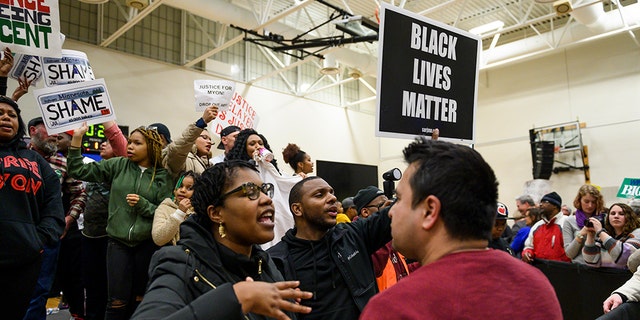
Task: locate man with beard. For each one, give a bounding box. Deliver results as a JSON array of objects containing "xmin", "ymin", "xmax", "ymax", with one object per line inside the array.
[
  {"xmin": 268, "ymin": 177, "xmax": 391, "ymax": 320},
  {"xmin": 24, "ymin": 117, "xmax": 87, "ymax": 320}
]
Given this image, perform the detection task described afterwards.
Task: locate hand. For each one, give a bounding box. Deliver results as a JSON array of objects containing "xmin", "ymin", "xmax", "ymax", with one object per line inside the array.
[
  {"xmin": 234, "ymin": 277, "xmax": 312, "ymax": 319},
  {"xmin": 12, "ymin": 76, "xmax": 33, "ymax": 102},
  {"xmin": 202, "ymin": 105, "xmax": 219, "ymax": 123},
  {"xmin": 0, "ymin": 47, "xmax": 13, "ymax": 77},
  {"xmin": 590, "ymin": 218, "xmax": 603, "ymax": 232},
  {"xmin": 70, "ymin": 122, "xmax": 89, "ymax": 148},
  {"xmin": 431, "ymin": 128, "xmax": 439, "ymax": 140},
  {"xmin": 178, "ymin": 198, "xmax": 191, "ymax": 212},
  {"xmin": 603, "ymin": 293, "xmax": 623, "ymax": 313},
  {"xmin": 60, "ymin": 215, "xmax": 75, "ymax": 239},
  {"xmin": 126, "ymin": 194, "xmax": 140, "ymax": 207},
  {"xmin": 522, "ymin": 251, "xmax": 534, "ymax": 264},
  {"xmin": 296, "ymin": 172, "xmax": 307, "ymax": 179}
]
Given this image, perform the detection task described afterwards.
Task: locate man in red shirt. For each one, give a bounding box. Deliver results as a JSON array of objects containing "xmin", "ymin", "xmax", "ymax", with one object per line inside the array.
[{"xmin": 360, "ymin": 137, "xmax": 562, "ymax": 320}]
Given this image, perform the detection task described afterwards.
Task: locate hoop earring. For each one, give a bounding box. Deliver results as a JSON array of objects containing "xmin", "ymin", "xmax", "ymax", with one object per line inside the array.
[{"xmin": 218, "ymin": 223, "xmax": 226, "ymax": 238}]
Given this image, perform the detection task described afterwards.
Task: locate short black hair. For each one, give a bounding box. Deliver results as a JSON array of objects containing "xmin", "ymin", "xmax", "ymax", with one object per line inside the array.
[
  {"xmin": 403, "ymin": 137, "xmax": 499, "ymax": 241},
  {"xmin": 190, "ymin": 160, "xmax": 258, "ymax": 230},
  {"xmin": 289, "ymin": 176, "xmax": 323, "ymax": 209}
]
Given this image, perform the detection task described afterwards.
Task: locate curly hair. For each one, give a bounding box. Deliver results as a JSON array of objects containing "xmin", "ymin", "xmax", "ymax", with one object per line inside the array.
[
  {"xmin": 226, "ymin": 128, "xmax": 280, "ymax": 173},
  {"xmin": 131, "ymin": 126, "xmax": 165, "ymax": 188},
  {"xmin": 604, "ymin": 203, "xmax": 640, "ymax": 237},
  {"xmin": 282, "ymin": 143, "xmax": 307, "ymax": 173},
  {"xmin": 190, "ymin": 160, "xmax": 258, "ymax": 230},
  {"xmin": 572, "ymin": 184, "xmax": 604, "ymax": 214}
]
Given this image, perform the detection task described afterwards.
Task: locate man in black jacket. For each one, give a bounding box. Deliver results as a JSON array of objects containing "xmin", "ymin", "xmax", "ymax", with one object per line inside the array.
[{"xmin": 268, "ymin": 177, "xmax": 391, "ymax": 320}]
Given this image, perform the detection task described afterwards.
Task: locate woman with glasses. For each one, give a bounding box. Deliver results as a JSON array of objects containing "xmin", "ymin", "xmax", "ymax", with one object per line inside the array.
[
  {"xmin": 68, "ymin": 122, "xmax": 173, "ymax": 320},
  {"xmin": 583, "ymin": 203, "xmax": 640, "ymax": 269},
  {"xmin": 163, "ymin": 105, "xmax": 218, "ymax": 177},
  {"xmin": 132, "ymin": 160, "xmax": 312, "ymax": 320}
]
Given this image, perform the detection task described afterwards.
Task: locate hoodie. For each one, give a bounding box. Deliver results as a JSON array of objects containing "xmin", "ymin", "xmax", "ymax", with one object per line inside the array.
[{"xmin": 0, "ymin": 136, "xmax": 65, "ymax": 267}]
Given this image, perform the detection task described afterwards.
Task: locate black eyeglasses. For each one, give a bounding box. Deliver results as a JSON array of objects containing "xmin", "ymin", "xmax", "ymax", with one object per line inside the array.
[
  {"xmin": 220, "ymin": 182, "xmax": 274, "ymax": 202},
  {"xmin": 365, "ymin": 201, "xmax": 386, "ymax": 210}
]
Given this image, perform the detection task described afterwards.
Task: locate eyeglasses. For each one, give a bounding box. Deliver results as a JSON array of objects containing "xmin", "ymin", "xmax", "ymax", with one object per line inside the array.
[
  {"xmin": 220, "ymin": 182, "xmax": 274, "ymax": 202},
  {"xmin": 365, "ymin": 201, "xmax": 386, "ymax": 210}
]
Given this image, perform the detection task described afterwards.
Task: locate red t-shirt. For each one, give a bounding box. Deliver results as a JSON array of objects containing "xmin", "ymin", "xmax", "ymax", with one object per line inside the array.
[{"xmin": 360, "ymin": 249, "xmax": 562, "ymax": 320}]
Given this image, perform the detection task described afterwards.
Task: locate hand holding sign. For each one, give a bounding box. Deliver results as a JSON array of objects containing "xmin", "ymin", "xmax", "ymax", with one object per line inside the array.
[
  {"xmin": 0, "ymin": 48, "xmax": 13, "ymax": 76},
  {"xmin": 12, "ymin": 76, "xmax": 34, "ymax": 102},
  {"xmin": 202, "ymin": 105, "xmax": 219, "ymax": 123}
]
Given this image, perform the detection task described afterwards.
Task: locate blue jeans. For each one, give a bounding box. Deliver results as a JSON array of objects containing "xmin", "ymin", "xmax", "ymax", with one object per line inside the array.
[{"xmin": 23, "ymin": 241, "xmax": 60, "ymax": 320}]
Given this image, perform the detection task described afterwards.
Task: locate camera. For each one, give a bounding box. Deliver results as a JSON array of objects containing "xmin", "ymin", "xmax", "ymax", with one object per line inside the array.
[
  {"xmin": 382, "ymin": 168, "xmax": 402, "ymax": 199},
  {"xmin": 584, "ymin": 215, "xmax": 604, "ymax": 228}
]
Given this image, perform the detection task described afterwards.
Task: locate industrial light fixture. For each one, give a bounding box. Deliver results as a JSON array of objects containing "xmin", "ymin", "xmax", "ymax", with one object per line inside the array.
[
  {"xmin": 553, "ymin": 0, "xmax": 573, "ymax": 15},
  {"xmin": 126, "ymin": 0, "xmax": 149, "ymax": 10},
  {"xmin": 319, "ymin": 55, "xmax": 340, "ymax": 75}
]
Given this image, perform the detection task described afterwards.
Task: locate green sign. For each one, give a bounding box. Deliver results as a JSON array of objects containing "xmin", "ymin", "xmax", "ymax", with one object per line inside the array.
[{"xmin": 617, "ymin": 178, "xmax": 640, "ymax": 198}]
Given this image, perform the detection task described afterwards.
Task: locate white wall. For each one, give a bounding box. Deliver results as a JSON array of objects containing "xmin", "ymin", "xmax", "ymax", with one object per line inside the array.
[{"xmin": 12, "ymin": 35, "xmax": 640, "ymax": 209}]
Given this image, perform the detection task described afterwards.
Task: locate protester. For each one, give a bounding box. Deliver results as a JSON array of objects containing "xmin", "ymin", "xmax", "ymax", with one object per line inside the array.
[
  {"xmin": 152, "ymin": 171, "xmax": 199, "ymax": 246},
  {"xmin": 132, "ymin": 160, "xmax": 312, "ymax": 319},
  {"xmin": 0, "ymin": 97, "xmax": 64, "ymax": 320},
  {"xmin": 282, "ymin": 143, "xmax": 313, "ymax": 177}
]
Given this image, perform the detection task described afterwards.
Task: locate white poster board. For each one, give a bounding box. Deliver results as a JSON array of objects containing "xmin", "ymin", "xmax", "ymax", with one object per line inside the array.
[
  {"xmin": 194, "ymin": 79, "xmax": 235, "ymax": 112},
  {"xmin": 210, "ymin": 92, "xmax": 260, "ymax": 135},
  {"xmin": 33, "ymin": 79, "xmax": 116, "ymax": 134},
  {"xmin": 42, "ymin": 49, "xmax": 95, "ymax": 87},
  {"xmin": 0, "ymin": 0, "xmax": 63, "ymax": 58}
]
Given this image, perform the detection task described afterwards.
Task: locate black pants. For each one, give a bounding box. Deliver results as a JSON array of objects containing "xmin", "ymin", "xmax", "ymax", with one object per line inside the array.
[
  {"xmin": 82, "ymin": 235, "xmax": 108, "ymax": 320},
  {"xmin": 105, "ymin": 238, "xmax": 157, "ymax": 320},
  {"xmin": 51, "ymin": 227, "xmax": 85, "ymax": 317},
  {"xmin": 0, "ymin": 256, "xmax": 42, "ymax": 320},
  {"xmin": 597, "ymin": 302, "xmax": 640, "ymax": 320}
]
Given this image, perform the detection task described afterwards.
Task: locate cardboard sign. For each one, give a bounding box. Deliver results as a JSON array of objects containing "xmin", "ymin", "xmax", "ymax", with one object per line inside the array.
[
  {"xmin": 617, "ymin": 178, "xmax": 640, "ymax": 198},
  {"xmin": 0, "ymin": 0, "xmax": 62, "ymax": 58},
  {"xmin": 33, "ymin": 79, "xmax": 116, "ymax": 134},
  {"xmin": 210, "ymin": 92, "xmax": 259, "ymax": 135},
  {"xmin": 42, "ymin": 49, "xmax": 95, "ymax": 87},
  {"xmin": 376, "ymin": 3, "xmax": 480, "ymax": 143},
  {"xmin": 9, "ymin": 53, "xmax": 42, "ymax": 85},
  {"xmin": 194, "ymin": 80, "xmax": 235, "ymax": 112}
]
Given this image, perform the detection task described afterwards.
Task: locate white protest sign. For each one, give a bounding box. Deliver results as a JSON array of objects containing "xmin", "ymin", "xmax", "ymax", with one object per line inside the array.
[
  {"xmin": 210, "ymin": 92, "xmax": 260, "ymax": 135},
  {"xmin": 33, "ymin": 78, "xmax": 116, "ymax": 134},
  {"xmin": 194, "ymin": 80, "xmax": 235, "ymax": 112},
  {"xmin": 0, "ymin": 0, "xmax": 63, "ymax": 58},
  {"xmin": 9, "ymin": 53, "xmax": 42, "ymax": 85},
  {"xmin": 42, "ymin": 49, "xmax": 95, "ymax": 87}
]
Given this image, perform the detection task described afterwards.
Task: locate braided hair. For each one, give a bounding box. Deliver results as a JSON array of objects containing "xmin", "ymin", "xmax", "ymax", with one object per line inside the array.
[
  {"xmin": 131, "ymin": 126, "xmax": 164, "ymax": 188},
  {"xmin": 226, "ymin": 128, "xmax": 281, "ymax": 174}
]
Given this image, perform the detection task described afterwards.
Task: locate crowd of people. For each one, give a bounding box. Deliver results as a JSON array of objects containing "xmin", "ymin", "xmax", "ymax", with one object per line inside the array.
[{"xmin": 1, "ymin": 46, "xmax": 639, "ymax": 320}]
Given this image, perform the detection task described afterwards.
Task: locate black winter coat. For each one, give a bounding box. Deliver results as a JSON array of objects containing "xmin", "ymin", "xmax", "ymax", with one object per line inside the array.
[{"xmin": 131, "ymin": 217, "xmax": 295, "ymax": 320}]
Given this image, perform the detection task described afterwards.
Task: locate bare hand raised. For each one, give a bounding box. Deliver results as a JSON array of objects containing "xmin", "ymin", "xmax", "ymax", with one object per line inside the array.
[{"xmin": 233, "ymin": 278, "xmax": 312, "ymax": 319}]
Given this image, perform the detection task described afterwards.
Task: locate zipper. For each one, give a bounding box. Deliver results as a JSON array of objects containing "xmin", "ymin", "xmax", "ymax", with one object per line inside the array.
[
  {"xmin": 127, "ymin": 169, "xmax": 145, "ymax": 241},
  {"xmin": 258, "ymin": 258, "xmax": 262, "ymax": 275},
  {"xmin": 194, "ymin": 269, "xmax": 216, "ymax": 289}
]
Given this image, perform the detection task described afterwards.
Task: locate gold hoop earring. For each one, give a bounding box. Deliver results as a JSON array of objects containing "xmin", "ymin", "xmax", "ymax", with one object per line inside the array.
[{"xmin": 218, "ymin": 223, "xmax": 226, "ymax": 238}]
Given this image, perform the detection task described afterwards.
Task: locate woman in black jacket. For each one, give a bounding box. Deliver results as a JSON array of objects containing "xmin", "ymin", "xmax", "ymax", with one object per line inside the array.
[
  {"xmin": 132, "ymin": 160, "xmax": 311, "ymax": 320},
  {"xmin": 0, "ymin": 96, "xmax": 65, "ymax": 319}
]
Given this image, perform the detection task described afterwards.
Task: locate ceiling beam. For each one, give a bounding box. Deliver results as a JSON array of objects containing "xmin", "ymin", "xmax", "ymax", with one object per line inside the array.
[{"xmin": 100, "ymin": 0, "xmax": 167, "ymax": 47}]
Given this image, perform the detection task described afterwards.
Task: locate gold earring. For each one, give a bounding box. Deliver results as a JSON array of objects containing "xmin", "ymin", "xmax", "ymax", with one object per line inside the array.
[{"xmin": 218, "ymin": 223, "xmax": 226, "ymax": 238}]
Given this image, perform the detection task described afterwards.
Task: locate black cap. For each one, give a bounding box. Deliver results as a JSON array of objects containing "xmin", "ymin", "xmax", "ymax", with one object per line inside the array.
[
  {"xmin": 28, "ymin": 117, "xmax": 44, "ymax": 128},
  {"xmin": 541, "ymin": 192, "xmax": 562, "ymax": 209},
  {"xmin": 217, "ymin": 125, "xmax": 240, "ymax": 150},
  {"xmin": 353, "ymin": 186, "xmax": 384, "ymax": 213},
  {"xmin": 148, "ymin": 123, "xmax": 172, "ymax": 144}
]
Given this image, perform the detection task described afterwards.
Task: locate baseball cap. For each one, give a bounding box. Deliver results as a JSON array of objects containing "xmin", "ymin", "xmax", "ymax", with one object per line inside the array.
[
  {"xmin": 496, "ymin": 202, "xmax": 509, "ymax": 220},
  {"xmin": 217, "ymin": 125, "xmax": 240, "ymax": 150},
  {"xmin": 353, "ymin": 186, "xmax": 385, "ymax": 213},
  {"xmin": 148, "ymin": 123, "xmax": 172, "ymax": 144}
]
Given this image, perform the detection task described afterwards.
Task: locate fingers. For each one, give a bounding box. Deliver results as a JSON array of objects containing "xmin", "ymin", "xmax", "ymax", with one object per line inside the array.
[{"xmin": 278, "ymin": 299, "xmax": 312, "ymax": 315}]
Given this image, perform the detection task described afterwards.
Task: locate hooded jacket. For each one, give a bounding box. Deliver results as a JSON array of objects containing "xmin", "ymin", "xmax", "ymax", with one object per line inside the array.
[
  {"xmin": 163, "ymin": 122, "xmax": 211, "ymax": 177},
  {"xmin": 268, "ymin": 207, "xmax": 392, "ymax": 319},
  {"xmin": 67, "ymin": 147, "xmax": 173, "ymax": 247},
  {"xmin": 0, "ymin": 135, "xmax": 65, "ymax": 268},
  {"xmin": 131, "ymin": 217, "xmax": 295, "ymax": 320}
]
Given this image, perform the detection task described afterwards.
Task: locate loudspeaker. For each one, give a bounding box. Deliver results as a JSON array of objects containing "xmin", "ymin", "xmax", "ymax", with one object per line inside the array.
[{"xmin": 532, "ymin": 141, "xmax": 555, "ymax": 180}]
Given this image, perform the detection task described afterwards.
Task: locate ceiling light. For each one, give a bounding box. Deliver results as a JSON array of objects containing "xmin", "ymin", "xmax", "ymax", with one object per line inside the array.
[
  {"xmin": 553, "ymin": 0, "xmax": 573, "ymax": 15},
  {"xmin": 469, "ymin": 20, "xmax": 505, "ymax": 36},
  {"xmin": 319, "ymin": 55, "xmax": 340, "ymax": 75},
  {"xmin": 126, "ymin": 0, "xmax": 149, "ymax": 10}
]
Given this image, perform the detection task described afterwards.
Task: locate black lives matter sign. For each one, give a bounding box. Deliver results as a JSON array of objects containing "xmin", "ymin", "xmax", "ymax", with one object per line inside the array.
[{"xmin": 376, "ymin": 4, "xmax": 480, "ymax": 143}]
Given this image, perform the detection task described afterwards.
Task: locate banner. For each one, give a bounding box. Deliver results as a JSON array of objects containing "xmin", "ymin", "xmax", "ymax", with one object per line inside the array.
[
  {"xmin": 210, "ymin": 92, "xmax": 260, "ymax": 135},
  {"xmin": 376, "ymin": 3, "xmax": 480, "ymax": 143},
  {"xmin": 617, "ymin": 178, "xmax": 640, "ymax": 199},
  {"xmin": 32, "ymin": 79, "xmax": 116, "ymax": 134},
  {"xmin": 9, "ymin": 53, "xmax": 42, "ymax": 85},
  {"xmin": 194, "ymin": 79, "xmax": 235, "ymax": 112},
  {"xmin": 42, "ymin": 49, "xmax": 95, "ymax": 87},
  {"xmin": 0, "ymin": 0, "xmax": 62, "ymax": 57}
]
